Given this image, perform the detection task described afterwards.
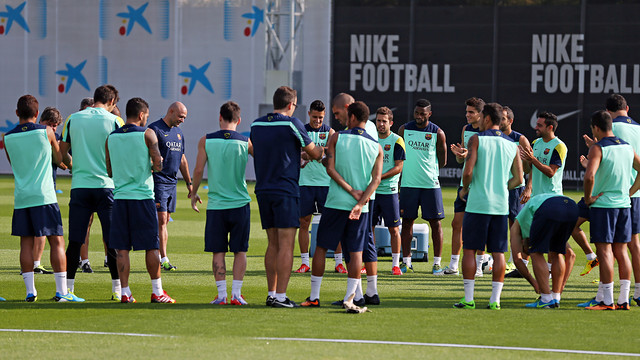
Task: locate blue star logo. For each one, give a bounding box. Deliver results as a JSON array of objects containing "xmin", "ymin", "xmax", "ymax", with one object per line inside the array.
[
  {"xmin": 0, "ymin": 1, "xmax": 30, "ymax": 35},
  {"xmin": 241, "ymin": 6, "xmax": 263, "ymax": 37},
  {"xmin": 55, "ymin": 60, "xmax": 90, "ymax": 93},
  {"xmin": 0, "ymin": 119, "xmax": 17, "ymax": 133},
  {"xmin": 178, "ymin": 62, "xmax": 214, "ymax": 95},
  {"xmin": 116, "ymin": 2, "xmax": 151, "ymax": 36}
]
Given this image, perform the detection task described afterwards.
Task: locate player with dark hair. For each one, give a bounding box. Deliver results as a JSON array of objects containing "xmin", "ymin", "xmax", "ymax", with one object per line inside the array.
[
  {"xmin": 302, "ymin": 101, "xmax": 382, "ymax": 312},
  {"xmin": 191, "ymin": 101, "xmax": 253, "ymax": 305},
  {"xmin": 399, "ymin": 99, "xmax": 447, "ymax": 274},
  {"xmin": 106, "ymin": 97, "xmax": 175, "ymax": 304},
  {"xmin": 148, "ymin": 101, "xmax": 192, "ymax": 272},
  {"xmin": 580, "ymin": 110, "xmax": 640, "ymax": 310},
  {"xmin": 455, "ymin": 103, "xmax": 523, "ymax": 310},
  {"xmin": 295, "ymin": 100, "xmax": 335, "ymax": 273},
  {"xmin": 5, "ymin": 95, "xmax": 83, "ymax": 302},
  {"xmin": 251, "ymin": 86, "xmax": 324, "ymax": 308},
  {"xmin": 61, "ymin": 84, "xmax": 124, "ymax": 300}
]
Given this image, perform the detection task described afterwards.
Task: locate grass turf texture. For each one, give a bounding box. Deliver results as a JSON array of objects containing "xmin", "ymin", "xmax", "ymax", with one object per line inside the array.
[{"xmin": 0, "ymin": 175, "xmax": 638, "ymax": 359}]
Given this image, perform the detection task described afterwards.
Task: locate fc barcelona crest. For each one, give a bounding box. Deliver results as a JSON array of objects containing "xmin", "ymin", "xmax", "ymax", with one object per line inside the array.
[
  {"xmin": 425, "ymin": 133, "xmax": 432, "ymax": 140},
  {"xmin": 319, "ymin": 133, "xmax": 326, "ymax": 140},
  {"xmin": 544, "ymin": 148, "xmax": 550, "ymax": 155},
  {"xmin": 177, "ymin": 134, "xmax": 182, "ymax": 140},
  {"xmin": 384, "ymin": 144, "xmax": 391, "ymax": 151}
]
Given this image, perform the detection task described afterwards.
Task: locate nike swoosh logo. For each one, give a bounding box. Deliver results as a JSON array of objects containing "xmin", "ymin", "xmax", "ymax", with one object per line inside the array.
[{"xmin": 530, "ymin": 109, "xmax": 581, "ymax": 129}]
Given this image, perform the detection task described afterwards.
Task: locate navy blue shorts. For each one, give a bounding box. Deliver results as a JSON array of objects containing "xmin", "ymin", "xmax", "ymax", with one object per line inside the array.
[
  {"xmin": 529, "ymin": 197, "xmax": 578, "ymax": 254},
  {"xmin": 508, "ymin": 187, "xmax": 525, "ymax": 221},
  {"xmin": 299, "ymin": 186, "xmax": 328, "ymax": 217},
  {"xmin": 372, "ymin": 193, "xmax": 401, "ymax": 227},
  {"xmin": 12, "ymin": 203, "xmax": 63, "ymax": 237},
  {"xmin": 68, "ymin": 188, "xmax": 114, "ymax": 244},
  {"xmin": 256, "ymin": 194, "xmax": 300, "ymax": 229},
  {"xmin": 110, "ymin": 199, "xmax": 159, "ymax": 251},
  {"xmin": 590, "ymin": 207, "xmax": 631, "ymax": 244},
  {"xmin": 462, "ymin": 213, "xmax": 508, "ymax": 252},
  {"xmin": 453, "ymin": 186, "xmax": 467, "ymax": 213},
  {"xmin": 577, "ymin": 198, "xmax": 590, "ymax": 220},
  {"xmin": 154, "ymin": 182, "xmax": 177, "ymax": 213},
  {"xmin": 205, "ymin": 204, "xmax": 250, "ymax": 253},
  {"xmin": 317, "ymin": 207, "xmax": 368, "ymax": 253},
  {"xmin": 400, "ymin": 187, "xmax": 445, "ymax": 220},
  {"xmin": 631, "ymin": 197, "xmax": 640, "ymax": 235}
]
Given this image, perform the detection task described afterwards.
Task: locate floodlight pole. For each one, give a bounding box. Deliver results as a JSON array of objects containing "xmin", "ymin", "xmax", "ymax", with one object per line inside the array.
[{"xmin": 264, "ymin": 0, "xmax": 304, "ymax": 87}]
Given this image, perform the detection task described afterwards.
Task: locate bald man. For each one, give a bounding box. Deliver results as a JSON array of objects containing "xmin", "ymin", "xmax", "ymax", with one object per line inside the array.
[{"xmin": 148, "ymin": 102, "xmax": 193, "ymax": 271}]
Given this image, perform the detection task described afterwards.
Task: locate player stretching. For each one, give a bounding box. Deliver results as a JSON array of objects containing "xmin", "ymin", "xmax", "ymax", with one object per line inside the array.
[
  {"xmin": 454, "ymin": 103, "xmax": 523, "ymax": 310},
  {"xmin": 106, "ymin": 98, "xmax": 175, "ymax": 304},
  {"xmin": 5, "ymin": 95, "xmax": 83, "ymax": 302},
  {"xmin": 191, "ymin": 101, "xmax": 253, "ymax": 305}
]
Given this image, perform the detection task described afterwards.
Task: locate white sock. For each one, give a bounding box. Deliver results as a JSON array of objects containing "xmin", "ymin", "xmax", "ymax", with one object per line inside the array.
[
  {"xmin": 268, "ymin": 290, "xmax": 275, "ymax": 297},
  {"xmin": 619, "ymin": 279, "xmax": 631, "ymax": 305},
  {"xmin": 522, "ymin": 259, "xmax": 529, "ymax": 266},
  {"xmin": 434, "ymin": 256, "xmax": 442, "ymax": 266},
  {"xmin": 603, "ymin": 282, "xmax": 614, "ymax": 305},
  {"xmin": 105, "ymin": 255, "xmax": 108, "ymax": 263},
  {"xmin": 301, "ymin": 252, "xmax": 310, "ymax": 266},
  {"xmin": 67, "ymin": 278, "xmax": 75, "ymax": 293},
  {"xmin": 366, "ymin": 275, "xmax": 378, "ymax": 297},
  {"xmin": 541, "ymin": 293, "xmax": 552, "ymax": 303},
  {"xmin": 275, "ymin": 292, "xmax": 286, "ymax": 302},
  {"xmin": 310, "ymin": 275, "xmax": 323, "ymax": 300},
  {"xmin": 151, "ymin": 278, "xmax": 163, "ymax": 296},
  {"xmin": 547, "ymin": 262, "xmax": 552, "ymax": 271},
  {"xmin": 476, "ymin": 255, "xmax": 484, "ymax": 271},
  {"xmin": 634, "ymin": 283, "xmax": 640, "ymax": 299},
  {"xmin": 216, "ymin": 280, "xmax": 227, "ymax": 299},
  {"xmin": 463, "ymin": 279, "xmax": 475, "ymax": 302},
  {"xmin": 33, "ymin": 260, "xmax": 41, "ymax": 268},
  {"xmin": 22, "ymin": 272, "xmax": 36, "ymax": 296},
  {"xmin": 392, "ymin": 253, "xmax": 400, "ymax": 268},
  {"xmin": 161, "ymin": 257, "xmax": 169, "ymax": 264},
  {"xmin": 54, "ymin": 272, "xmax": 67, "ymax": 295},
  {"xmin": 334, "ymin": 253, "xmax": 343, "ymax": 266},
  {"xmin": 450, "ymin": 255, "xmax": 460, "ymax": 270},
  {"xmin": 507, "ymin": 252, "xmax": 513, "ymax": 263},
  {"xmin": 355, "ymin": 278, "xmax": 363, "ymax": 300},
  {"xmin": 344, "ymin": 277, "xmax": 359, "ymax": 302},
  {"xmin": 403, "ymin": 256, "xmax": 412, "ymax": 267},
  {"xmin": 586, "ymin": 252, "xmax": 596, "ymax": 261},
  {"xmin": 122, "ymin": 286, "xmax": 132, "ymax": 297},
  {"xmin": 595, "ymin": 282, "xmax": 604, "ymax": 302},
  {"xmin": 231, "ymin": 280, "xmax": 243, "ymax": 298},
  {"xmin": 551, "ymin": 292, "xmax": 561, "ymax": 302},
  {"xmin": 112, "ymin": 279, "xmax": 121, "ymax": 296},
  {"xmin": 489, "ymin": 281, "xmax": 503, "ymax": 304}
]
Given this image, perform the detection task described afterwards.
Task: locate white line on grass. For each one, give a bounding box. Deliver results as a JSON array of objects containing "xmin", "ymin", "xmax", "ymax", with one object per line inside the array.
[
  {"xmin": 0, "ymin": 328, "xmax": 171, "ymax": 338},
  {"xmin": 256, "ymin": 337, "xmax": 640, "ymax": 357}
]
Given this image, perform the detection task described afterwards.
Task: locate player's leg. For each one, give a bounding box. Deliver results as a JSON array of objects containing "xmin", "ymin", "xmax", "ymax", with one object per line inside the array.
[
  {"xmin": 399, "ymin": 187, "xmax": 419, "ymax": 273},
  {"xmin": 32, "ymin": 236, "xmax": 51, "ymax": 274},
  {"xmin": 449, "ymin": 210, "xmax": 464, "ymax": 274},
  {"xmin": 296, "ymin": 214, "xmax": 313, "ymax": 273},
  {"xmin": 227, "ymin": 204, "xmax": 250, "ymax": 305},
  {"xmin": 117, "ymin": 250, "xmax": 131, "ymax": 291},
  {"xmin": 486, "ymin": 215, "xmax": 508, "ymax": 309},
  {"xmin": 613, "ymin": 242, "xmax": 632, "ymax": 308},
  {"xmin": 575, "ymin": 199, "xmax": 599, "ymax": 275},
  {"xmin": 456, "ymin": 213, "xmax": 487, "ymax": 308},
  {"xmin": 422, "ymin": 188, "xmax": 445, "ymax": 274},
  {"xmin": 264, "ymin": 227, "xmax": 279, "ymax": 301},
  {"xmin": 20, "ymin": 236, "xmax": 37, "ymax": 300},
  {"xmin": 275, "ymin": 227, "xmax": 297, "ymax": 296},
  {"xmin": 96, "ymin": 191, "xmax": 121, "ymax": 299},
  {"xmin": 79, "ymin": 213, "xmax": 93, "ymax": 273},
  {"xmin": 628, "ymin": 235, "xmax": 640, "ymax": 304},
  {"xmin": 304, "ymin": 210, "xmax": 343, "ymax": 306},
  {"xmin": 212, "ymin": 252, "xmax": 228, "ymax": 304},
  {"xmin": 157, "ymin": 211, "xmax": 171, "ymax": 267},
  {"xmin": 48, "ymin": 234, "xmax": 84, "ymax": 301},
  {"xmin": 561, "ymin": 244, "xmax": 576, "ymax": 291},
  {"xmin": 65, "ymin": 189, "xmax": 95, "ymax": 293},
  {"xmin": 548, "ymin": 251, "xmax": 565, "ymax": 295}
]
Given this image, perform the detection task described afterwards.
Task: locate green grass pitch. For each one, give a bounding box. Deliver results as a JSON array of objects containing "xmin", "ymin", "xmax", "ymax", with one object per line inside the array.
[{"xmin": 0, "ymin": 175, "xmax": 638, "ymax": 359}]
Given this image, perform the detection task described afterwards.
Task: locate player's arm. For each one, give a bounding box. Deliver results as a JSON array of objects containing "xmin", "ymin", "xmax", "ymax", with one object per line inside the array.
[
  {"xmin": 381, "ymin": 140, "xmax": 405, "ymax": 180},
  {"xmin": 248, "ymin": 138, "xmax": 254, "ymax": 157},
  {"xmin": 190, "ymin": 136, "xmax": 207, "ymax": 213},
  {"xmin": 520, "ymin": 145, "xmax": 560, "ymax": 178},
  {"xmin": 508, "ymin": 151, "xmax": 524, "ymax": 190},
  {"xmin": 47, "ymin": 127, "xmax": 62, "ymax": 167},
  {"xmin": 521, "ymin": 173, "xmax": 532, "ymax": 204},
  {"xmin": 459, "ymin": 134, "xmax": 478, "ymax": 198},
  {"xmin": 584, "ymin": 144, "xmax": 603, "ymax": 206},
  {"xmin": 105, "ymin": 139, "xmax": 112, "ymax": 178},
  {"xmin": 451, "ymin": 125, "xmax": 467, "ymax": 164},
  {"xmin": 381, "ymin": 159, "xmax": 403, "ymax": 180},
  {"xmin": 350, "ymin": 145, "xmax": 384, "ymax": 220},
  {"xmin": 145, "ymin": 129, "xmax": 163, "ymax": 173},
  {"xmin": 179, "ymin": 154, "xmax": 193, "ymax": 198},
  {"xmin": 519, "ymin": 135, "xmax": 532, "ymax": 173},
  {"xmin": 436, "ymin": 128, "xmax": 447, "ymax": 168},
  {"xmin": 3, "ymin": 134, "xmax": 10, "ymax": 165},
  {"xmin": 303, "ymin": 142, "xmax": 323, "ymax": 161},
  {"xmin": 398, "ymin": 124, "xmax": 405, "ymax": 138},
  {"xmin": 509, "ymin": 220, "xmax": 540, "ymax": 293},
  {"xmin": 630, "ymin": 151, "xmax": 640, "ymax": 197},
  {"xmin": 60, "ymin": 141, "xmax": 72, "ymax": 169}
]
